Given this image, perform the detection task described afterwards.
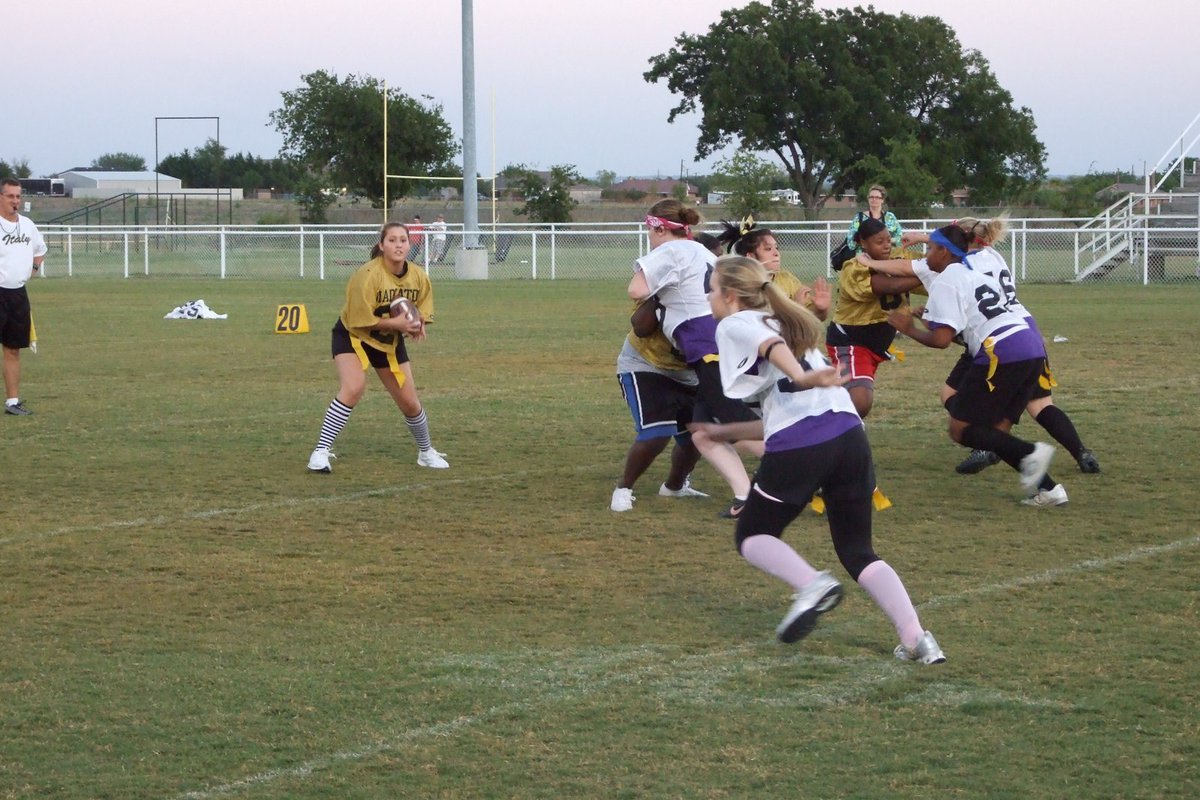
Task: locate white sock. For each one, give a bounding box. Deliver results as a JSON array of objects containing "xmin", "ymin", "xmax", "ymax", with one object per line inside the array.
[{"xmin": 5, "ymin": 398, "xmax": 18, "ymax": 406}]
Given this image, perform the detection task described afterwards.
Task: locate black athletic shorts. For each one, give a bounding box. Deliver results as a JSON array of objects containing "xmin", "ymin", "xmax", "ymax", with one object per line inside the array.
[
  {"xmin": 947, "ymin": 357, "xmax": 1044, "ymax": 426},
  {"xmin": 0, "ymin": 287, "xmax": 32, "ymax": 349},
  {"xmin": 690, "ymin": 359, "xmax": 760, "ymax": 425}
]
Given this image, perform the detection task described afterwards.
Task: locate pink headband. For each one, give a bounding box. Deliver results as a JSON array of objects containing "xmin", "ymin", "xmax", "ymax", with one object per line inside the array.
[{"xmin": 645, "ymin": 214, "xmax": 691, "ymax": 237}]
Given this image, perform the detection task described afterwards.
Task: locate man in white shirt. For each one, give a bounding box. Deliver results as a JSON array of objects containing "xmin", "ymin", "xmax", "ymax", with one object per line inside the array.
[{"xmin": 0, "ymin": 178, "xmax": 46, "ymax": 415}]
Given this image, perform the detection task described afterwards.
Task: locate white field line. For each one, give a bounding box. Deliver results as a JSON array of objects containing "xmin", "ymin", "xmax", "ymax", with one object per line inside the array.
[{"xmin": 172, "ymin": 532, "xmax": 1200, "ymax": 800}]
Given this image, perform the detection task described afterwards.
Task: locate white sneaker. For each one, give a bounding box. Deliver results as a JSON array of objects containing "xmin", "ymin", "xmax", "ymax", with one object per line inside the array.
[
  {"xmin": 308, "ymin": 447, "xmax": 335, "ymax": 473},
  {"xmin": 658, "ymin": 478, "xmax": 709, "ymax": 498},
  {"xmin": 417, "ymin": 448, "xmax": 450, "ymax": 469},
  {"xmin": 610, "ymin": 487, "xmax": 634, "ymax": 512},
  {"xmin": 1018, "ymin": 442, "xmax": 1055, "ymax": 492},
  {"xmin": 1021, "ymin": 483, "xmax": 1069, "ymax": 507},
  {"xmin": 776, "ymin": 571, "xmax": 843, "ymax": 643},
  {"xmin": 894, "ymin": 630, "xmax": 947, "ymax": 665}
]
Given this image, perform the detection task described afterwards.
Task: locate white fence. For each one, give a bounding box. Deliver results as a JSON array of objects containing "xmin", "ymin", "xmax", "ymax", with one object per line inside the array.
[{"xmin": 35, "ymin": 219, "xmax": 1200, "ymax": 284}]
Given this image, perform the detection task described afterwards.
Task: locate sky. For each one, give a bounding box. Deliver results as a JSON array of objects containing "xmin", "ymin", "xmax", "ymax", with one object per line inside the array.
[{"xmin": 18, "ymin": 0, "xmax": 1200, "ymax": 182}]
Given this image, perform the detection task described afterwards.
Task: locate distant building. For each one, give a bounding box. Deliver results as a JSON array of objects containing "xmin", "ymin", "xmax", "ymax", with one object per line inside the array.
[
  {"xmin": 569, "ymin": 184, "xmax": 602, "ymax": 204},
  {"xmin": 57, "ymin": 170, "xmax": 243, "ymax": 201}
]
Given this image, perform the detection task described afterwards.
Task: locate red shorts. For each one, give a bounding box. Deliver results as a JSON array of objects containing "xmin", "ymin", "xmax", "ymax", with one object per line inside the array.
[{"xmin": 826, "ymin": 344, "xmax": 886, "ymax": 389}]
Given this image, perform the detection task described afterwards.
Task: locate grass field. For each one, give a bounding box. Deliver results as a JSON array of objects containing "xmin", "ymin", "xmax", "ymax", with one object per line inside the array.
[{"xmin": 2, "ymin": 278, "xmax": 1199, "ymax": 799}]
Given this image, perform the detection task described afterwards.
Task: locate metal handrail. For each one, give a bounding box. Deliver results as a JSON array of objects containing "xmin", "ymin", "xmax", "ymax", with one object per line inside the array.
[{"xmin": 1150, "ymin": 110, "xmax": 1200, "ymax": 193}]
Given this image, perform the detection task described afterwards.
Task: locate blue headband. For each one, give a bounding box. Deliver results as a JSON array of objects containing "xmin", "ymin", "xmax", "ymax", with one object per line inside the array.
[{"xmin": 929, "ymin": 229, "xmax": 967, "ymax": 259}]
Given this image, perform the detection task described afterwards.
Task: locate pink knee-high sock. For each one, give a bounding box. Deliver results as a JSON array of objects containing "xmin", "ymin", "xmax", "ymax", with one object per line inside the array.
[
  {"xmin": 740, "ymin": 534, "xmax": 819, "ymax": 590},
  {"xmin": 857, "ymin": 560, "xmax": 923, "ymax": 649}
]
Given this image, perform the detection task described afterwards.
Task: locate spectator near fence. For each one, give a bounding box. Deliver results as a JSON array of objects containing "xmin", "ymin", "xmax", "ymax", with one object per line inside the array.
[{"xmin": 428, "ymin": 214, "xmax": 448, "ymax": 263}]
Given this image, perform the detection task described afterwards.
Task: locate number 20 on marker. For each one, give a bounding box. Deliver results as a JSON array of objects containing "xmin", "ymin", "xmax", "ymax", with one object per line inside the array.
[{"xmin": 274, "ymin": 304, "xmax": 310, "ymax": 334}]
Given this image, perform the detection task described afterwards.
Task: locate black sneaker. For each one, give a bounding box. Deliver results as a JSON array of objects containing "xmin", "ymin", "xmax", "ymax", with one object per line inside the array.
[
  {"xmin": 955, "ymin": 449, "xmax": 1000, "ymax": 474},
  {"xmin": 719, "ymin": 498, "xmax": 746, "ymax": 519},
  {"xmin": 4, "ymin": 402, "xmax": 32, "ymax": 416},
  {"xmin": 1076, "ymin": 448, "xmax": 1101, "ymax": 474}
]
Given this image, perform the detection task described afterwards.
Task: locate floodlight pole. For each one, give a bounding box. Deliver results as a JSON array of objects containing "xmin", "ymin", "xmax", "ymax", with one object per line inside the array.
[
  {"xmin": 461, "ymin": 0, "xmax": 479, "ymax": 248},
  {"xmin": 155, "ymin": 115, "xmax": 221, "ymax": 225},
  {"xmin": 454, "ymin": 0, "xmax": 487, "ymax": 278}
]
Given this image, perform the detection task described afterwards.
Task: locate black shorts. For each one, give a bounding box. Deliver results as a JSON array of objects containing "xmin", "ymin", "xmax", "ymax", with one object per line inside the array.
[
  {"xmin": 331, "ymin": 318, "xmax": 409, "ymax": 369},
  {"xmin": 947, "ymin": 357, "xmax": 1044, "ymax": 426},
  {"xmin": 735, "ymin": 425, "xmax": 878, "ymax": 579},
  {"xmin": 944, "ymin": 352, "xmax": 972, "ymax": 392},
  {"xmin": 618, "ymin": 371, "xmax": 697, "ymax": 441},
  {"xmin": 690, "ymin": 359, "xmax": 760, "ymax": 425},
  {"xmin": 0, "ymin": 286, "xmax": 32, "ymax": 349}
]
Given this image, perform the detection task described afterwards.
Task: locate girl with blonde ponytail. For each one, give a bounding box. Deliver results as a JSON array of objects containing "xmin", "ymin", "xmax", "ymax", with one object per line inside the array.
[{"xmin": 701, "ymin": 255, "xmax": 947, "ymax": 663}]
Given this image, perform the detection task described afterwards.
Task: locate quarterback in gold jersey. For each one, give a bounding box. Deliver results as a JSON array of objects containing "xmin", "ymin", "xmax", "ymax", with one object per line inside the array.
[
  {"xmin": 307, "ymin": 222, "xmax": 448, "ymax": 473},
  {"xmin": 826, "ymin": 216, "xmax": 925, "ymax": 419}
]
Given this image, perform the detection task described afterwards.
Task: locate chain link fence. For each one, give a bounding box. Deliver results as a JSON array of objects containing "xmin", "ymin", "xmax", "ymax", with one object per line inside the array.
[{"xmin": 37, "ymin": 219, "xmax": 1200, "ymax": 283}]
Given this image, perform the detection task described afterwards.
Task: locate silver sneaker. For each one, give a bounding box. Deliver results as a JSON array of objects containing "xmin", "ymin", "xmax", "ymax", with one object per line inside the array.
[
  {"xmin": 610, "ymin": 487, "xmax": 634, "ymax": 512},
  {"xmin": 4, "ymin": 401, "xmax": 33, "ymax": 416},
  {"xmin": 894, "ymin": 630, "xmax": 947, "ymax": 665},
  {"xmin": 658, "ymin": 478, "xmax": 709, "ymax": 498},
  {"xmin": 1021, "ymin": 483, "xmax": 1069, "ymax": 507},
  {"xmin": 307, "ymin": 447, "xmax": 335, "ymax": 473},
  {"xmin": 1018, "ymin": 442, "xmax": 1055, "ymax": 492},
  {"xmin": 776, "ymin": 571, "xmax": 843, "ymax": 644}
]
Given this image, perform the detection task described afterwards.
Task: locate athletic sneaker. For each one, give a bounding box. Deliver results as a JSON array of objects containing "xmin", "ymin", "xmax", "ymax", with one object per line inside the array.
[
  {"xmin": 4, "ymin": 401, "xmax": 32, "ymax": 416},
  {"xmin": 1021, "ymin": 483, "xmax": 1069, "ymax": 507},
  {"xmin": 956, "ymin": 449, "xmax": 1001, "ymax": 475},
  {"xmin": 658, "ymin": 478, "xmax": 709, "ymax": 498},
  {"xmin": 1076, "ymin": 448, "xmax": 1101, "ymax": 474},
  {"xmin": 610, "ymin": 487, "xmax": 634, "ymax": 512},
  {"xmin": 776, "ymin": 571, "xmax": 843, "ymax": 644},
  {"xmin": 1018, "ymin": 442, "xmax": 1055, "ymax": 493},
  {"xmin": 307, "ymin": 447, "xmax": 335, "ymax": 473},
  {"xmin": 416, "ymin": 448, "xmax": 450, "ymax": 469},
  {"xmin": 894, "ymin": 630, "xmax": 947, "ymax": 665},
  {"xmin": 719, "ymin": 498, "xmax": 746, "ymax": 519}
]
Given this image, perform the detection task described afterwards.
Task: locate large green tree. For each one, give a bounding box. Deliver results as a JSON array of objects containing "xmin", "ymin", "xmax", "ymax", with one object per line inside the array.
[
  {"xmin": 270, "ymin": 70, "xmax": 458, "ymax": 203},
  {"xmin": 645, "ymin": 0, "xmax": 1045, "ymax": 218}
]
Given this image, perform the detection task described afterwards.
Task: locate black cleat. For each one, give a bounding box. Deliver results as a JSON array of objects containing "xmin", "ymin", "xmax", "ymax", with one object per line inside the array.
[
  {"xmin": 955, "ymin": 449, "xmax": 1000, "ymax": 475},
  {"xmin": 719, "ymin": 498, "xmax": 746, "ymax": 519},
  {"xmin": 1076, "ymin": 448, "xmax": 1101, "ymax": 474}
]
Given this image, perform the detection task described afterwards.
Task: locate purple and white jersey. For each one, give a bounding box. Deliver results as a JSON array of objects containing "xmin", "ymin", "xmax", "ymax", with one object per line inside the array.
[
  {"xmin": 717, "ymin": 310, "xmax": 860, "ymax": 451},
  {"xmin": 634, "ymin": 238, "xmax": 717, "ymax": 363},
  {"xmin": 922, "ymin": 261, "xmax": 1044, "ymax": 364}
]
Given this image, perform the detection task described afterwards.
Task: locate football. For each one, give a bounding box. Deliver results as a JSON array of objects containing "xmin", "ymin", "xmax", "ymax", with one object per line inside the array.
[{"xmin": 389, "ymin": 297, "xmax": 420, "ymax": 322}]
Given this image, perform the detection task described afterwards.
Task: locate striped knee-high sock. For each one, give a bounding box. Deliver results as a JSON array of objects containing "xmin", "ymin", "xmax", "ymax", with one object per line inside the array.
[
  {"xmin": 315, "ymin": 398, "xmax": 353, "ymax": 450},
  {"xmin": 405, "ymin": 408, "xmax": 433, "ymax": 451}
]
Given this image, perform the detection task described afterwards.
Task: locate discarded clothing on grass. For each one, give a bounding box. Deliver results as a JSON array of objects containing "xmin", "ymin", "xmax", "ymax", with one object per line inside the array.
[{"xmin": 164, "ymin": 299, "xmax": 228, "ymax": 320}]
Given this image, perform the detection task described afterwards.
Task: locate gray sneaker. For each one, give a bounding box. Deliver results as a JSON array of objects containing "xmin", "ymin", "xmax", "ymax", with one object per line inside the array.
[
  {"xmin": 4, "ymin": 401, "xmax": 32, "ymax": 416},
  {"xmin": 894, "ymin": 630, "xmax": 947, "ymax": 665},
  {"xmin": 776, "ymin": 571, "xmax": 843, "ymax": 644}
]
